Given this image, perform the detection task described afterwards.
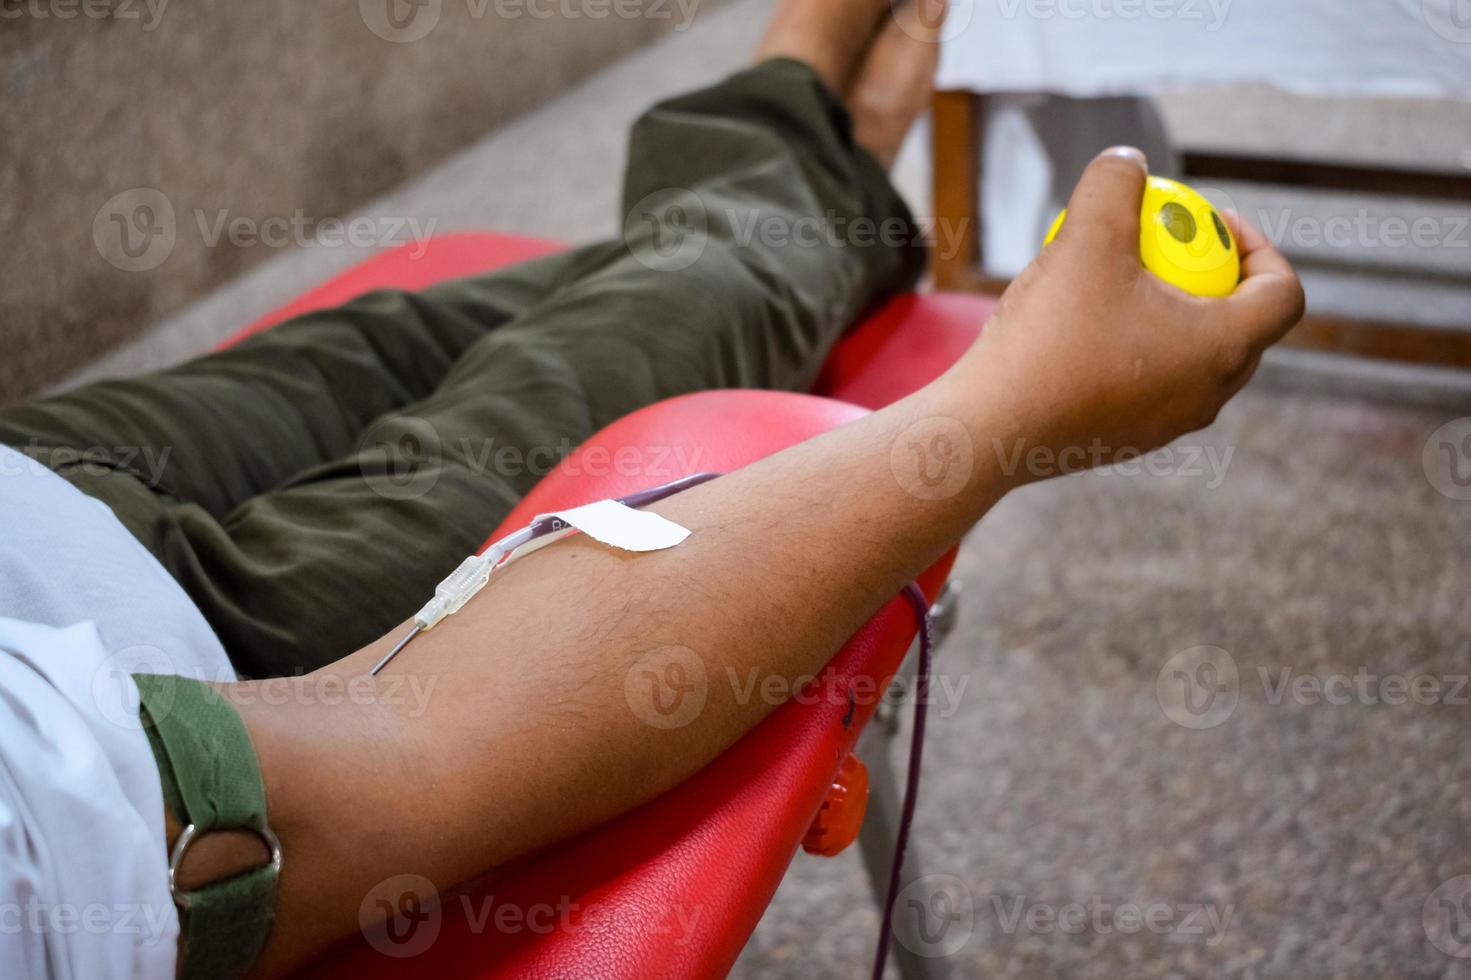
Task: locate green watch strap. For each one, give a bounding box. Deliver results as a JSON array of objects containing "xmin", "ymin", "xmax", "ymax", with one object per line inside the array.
[{"xmin": 133, "ymin": 674, "xmax": 280, "ymax": 980}]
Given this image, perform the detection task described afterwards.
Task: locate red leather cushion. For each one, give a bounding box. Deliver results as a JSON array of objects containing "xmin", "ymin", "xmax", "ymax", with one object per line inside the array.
[
  {"xmin": 223, "ymin": 233, "xmax": 565, "ymax": 346},
  {"xmin": 815, "ymin": 292, "xmax": 994, "ymax": 409},
  {"xmin": 220, "ymin": 234, "xmax": 988, "ymax": 978},
  {"xmin": 302, "ymin": 390, "xmax": 954, "ymax": 979}
]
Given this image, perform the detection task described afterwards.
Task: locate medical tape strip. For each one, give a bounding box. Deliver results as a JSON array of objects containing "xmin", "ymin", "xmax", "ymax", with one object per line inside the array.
[{"xmin": 507, "ymin": 498, "xmax": 692, "ymax": 564}]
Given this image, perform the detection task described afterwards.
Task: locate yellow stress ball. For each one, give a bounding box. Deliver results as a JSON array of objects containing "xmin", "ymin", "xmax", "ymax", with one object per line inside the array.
[{"xmin": 1044, "ymin": 176, "xmax": 1240, "ymax": 298}]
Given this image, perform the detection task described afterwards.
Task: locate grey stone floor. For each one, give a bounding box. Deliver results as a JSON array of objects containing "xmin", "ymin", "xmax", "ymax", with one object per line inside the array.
[
  {"xmin": 49, "ymin": 1, "xmax": 1471, "ymax": 976},
  {"xmin": 740, "ymin": 377, "xmax": 1471, "ymax": 980}
]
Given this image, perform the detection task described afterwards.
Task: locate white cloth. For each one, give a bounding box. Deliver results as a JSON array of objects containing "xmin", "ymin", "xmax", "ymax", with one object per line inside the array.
[
  {"xmin": 938, "ymin": 0, "xmax": 1471, "ymax": 99},
  {"xmin": 980, "ymin": 93, "xmax": 1178, "ymax": 275},
  {"xmin": 0, "ymin": 446, "xmax": 235, "ymax": 979}
]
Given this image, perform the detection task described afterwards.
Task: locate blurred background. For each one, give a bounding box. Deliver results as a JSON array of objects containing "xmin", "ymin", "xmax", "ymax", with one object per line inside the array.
[{"xmin": 7, "ymin": 0, "xmax": 1471, "ymax": 977}]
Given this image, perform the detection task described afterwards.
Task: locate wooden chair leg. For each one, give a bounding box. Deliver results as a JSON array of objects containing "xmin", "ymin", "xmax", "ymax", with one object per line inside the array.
[{"xmin": 930, "ymin": 90, "xmax": 983, "ymax": 293}]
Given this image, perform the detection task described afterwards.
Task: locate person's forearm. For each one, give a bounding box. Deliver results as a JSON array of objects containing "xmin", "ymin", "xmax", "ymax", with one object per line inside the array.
[
  {"xmin": 233, "ymin": 361, "xmax": 1019, "ymax": 976},
  {"xmin": 232, "ymin": 144, "xmax": 1307, "ymax": 974}
]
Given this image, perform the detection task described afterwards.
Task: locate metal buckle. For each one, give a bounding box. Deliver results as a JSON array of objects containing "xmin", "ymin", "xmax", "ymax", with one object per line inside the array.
[{"xmin": 168, "ymin": 822, "xmax": 284, "ymax": 912}]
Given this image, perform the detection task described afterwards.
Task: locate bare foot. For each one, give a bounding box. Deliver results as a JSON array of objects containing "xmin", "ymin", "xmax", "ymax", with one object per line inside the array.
[
  {"xmin": 849, "ymin": 0, "xmax": 947, "ymax": 168},
  {"xmin": 755, "ymin": 0, "xmax": 895, "ymax": 94}
]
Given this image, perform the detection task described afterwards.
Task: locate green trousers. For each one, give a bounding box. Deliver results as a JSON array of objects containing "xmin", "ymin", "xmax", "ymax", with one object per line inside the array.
[{"xmin": 0, "ymin": 59, "xmax": 924, "ymax": 678}]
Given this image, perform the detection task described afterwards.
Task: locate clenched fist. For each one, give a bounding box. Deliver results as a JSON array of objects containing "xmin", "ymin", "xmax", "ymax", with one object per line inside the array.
[{"xmin": 957, "ymin": 146, "xmax": 1305, "ymax": 482}]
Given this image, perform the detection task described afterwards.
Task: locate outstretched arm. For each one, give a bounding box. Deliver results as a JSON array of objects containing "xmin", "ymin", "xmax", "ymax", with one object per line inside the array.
[{"xmin": 199, "ymin": 149, "xmax": 1303, "ymax": 977}]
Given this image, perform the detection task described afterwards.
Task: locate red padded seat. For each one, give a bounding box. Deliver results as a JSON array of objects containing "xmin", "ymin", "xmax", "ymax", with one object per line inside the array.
[{"xmin": 214, "ymin": 235, "xmax": 993, "ymax": 978}]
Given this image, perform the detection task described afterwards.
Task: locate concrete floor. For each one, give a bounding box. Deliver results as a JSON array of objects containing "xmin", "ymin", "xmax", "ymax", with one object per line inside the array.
[{"xmin": 53, "ymin": 1, "xmax": 1471, "ymax": 977}]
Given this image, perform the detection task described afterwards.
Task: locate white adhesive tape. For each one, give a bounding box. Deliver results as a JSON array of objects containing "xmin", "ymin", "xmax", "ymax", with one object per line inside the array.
[{"xmin": 532, "ymin": 498, "xmax": 692, "ymax": 553}]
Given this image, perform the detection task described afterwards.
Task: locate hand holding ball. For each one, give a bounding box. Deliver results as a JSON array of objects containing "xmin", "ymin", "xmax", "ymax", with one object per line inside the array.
[{"xmin": 1044, "ymin": 176, "xmax": 1240, "ymax": 297}]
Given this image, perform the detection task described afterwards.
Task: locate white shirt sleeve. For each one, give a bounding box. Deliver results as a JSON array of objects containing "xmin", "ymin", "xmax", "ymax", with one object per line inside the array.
[{"xmin": 0, "ymin": 617, "xmax": 178, "ymax": 980}]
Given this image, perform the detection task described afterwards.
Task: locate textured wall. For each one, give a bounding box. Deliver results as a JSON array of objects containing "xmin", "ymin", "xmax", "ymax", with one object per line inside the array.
[{"xmin": 1, "ymin": 0, "xmax": 713, "ymax": 401}]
